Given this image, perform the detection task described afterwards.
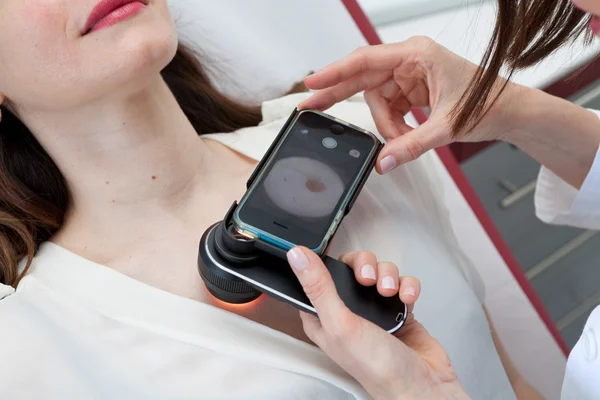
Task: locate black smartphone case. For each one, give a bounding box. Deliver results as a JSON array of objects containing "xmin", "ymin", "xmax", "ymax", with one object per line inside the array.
[
  {"xmin": 243, "ymin": 108, "xmax": 384, "ymax": 260},
  {"xmin": 197, "ymin": 108, "xmax": 406, "ymax": 334},
  {"xmin": 198, "ymin": 218, "xmax": 407, "ymax": 333}
]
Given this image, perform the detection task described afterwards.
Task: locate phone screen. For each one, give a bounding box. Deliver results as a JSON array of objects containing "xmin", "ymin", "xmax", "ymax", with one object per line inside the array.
[{"xmin": 236, "ymin": 111, "xmax": 378, "ymax": 250}]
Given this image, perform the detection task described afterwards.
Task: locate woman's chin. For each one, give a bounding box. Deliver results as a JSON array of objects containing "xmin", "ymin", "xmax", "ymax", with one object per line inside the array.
[
  {"xmin": 79, "ymin": 28, "xmax": 178, "ymax": 97},
  {"xmin": 82, "ymin": 13, "xmax": 177, "ymax": 73},
  {"xmin": 113, "ymin": 23, "xmax": 178, "ymax": 65}
]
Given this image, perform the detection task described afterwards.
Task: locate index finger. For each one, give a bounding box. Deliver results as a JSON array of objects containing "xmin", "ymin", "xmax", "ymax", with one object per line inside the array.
[{"xmin": 304, "ymin": 42, "xmax": 412, "ymax": 90}]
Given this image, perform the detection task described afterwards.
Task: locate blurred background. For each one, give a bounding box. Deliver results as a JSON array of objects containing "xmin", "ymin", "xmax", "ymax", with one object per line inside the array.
[{"xmin": 358, "ymin": 0, "xmax": 600, "ymax": 349}]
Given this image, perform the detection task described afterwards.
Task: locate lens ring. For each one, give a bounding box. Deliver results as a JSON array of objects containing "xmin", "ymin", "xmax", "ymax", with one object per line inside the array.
[{"xmin": 322, "ymin": 137, "xmax": 337, "ymax": 149}]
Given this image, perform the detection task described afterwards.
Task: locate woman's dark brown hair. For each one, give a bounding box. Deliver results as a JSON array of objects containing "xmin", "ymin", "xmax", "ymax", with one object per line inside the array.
[
  {"xmin": 451, "ymin": 0, "xmax": 593, "ymax": 135},
  {"xmin": 0, "ymin": 43, "xmax": 267, "ymax": 287}
]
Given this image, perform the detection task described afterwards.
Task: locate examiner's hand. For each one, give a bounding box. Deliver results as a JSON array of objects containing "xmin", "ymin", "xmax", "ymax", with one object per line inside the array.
[
  {"xmin": 300, "ymin": 37, "xmax": 519, "ymax": 174},
  {"xmin": 286, "ymin": 247, "xmax": 470, "ymax": 400}
]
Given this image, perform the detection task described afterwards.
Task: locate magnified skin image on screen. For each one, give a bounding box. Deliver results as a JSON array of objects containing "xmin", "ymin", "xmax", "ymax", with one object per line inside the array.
[
  {"xmin": 236, "ymin": 111, "xmax": 377, "ymax": 249},
  {"xmin": 264, "ymin": 157, "xmax": 345, "ymax": 219}
]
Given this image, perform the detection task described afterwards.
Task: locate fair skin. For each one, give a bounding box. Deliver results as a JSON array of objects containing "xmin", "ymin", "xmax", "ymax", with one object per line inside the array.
[
  {"xmin": 300, "ymin": 39, "xmax": 600, "ymax": 191},
  {"xmin": 1, "ymin": 1, "xmax": 589, "ymax": 399},
  {"xmin": 287, "ymin": 247, "xmax": 467, "ymax": 400},
  {"xmin": 0, "ymin": 0, "xmax": 368, "ymax": 345},
  {"xmin": 293, "ymin": 0, "xmax": 600, "ymax": 398},
  {"xmin": 0, "ymin": 1, "xmax": 422, "ymax": 399}
]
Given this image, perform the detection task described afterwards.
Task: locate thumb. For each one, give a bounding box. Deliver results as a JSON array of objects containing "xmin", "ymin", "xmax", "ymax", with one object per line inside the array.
[
  {"xmin": 376, "ymin": 120, "xmax": 448, "ymax": 174},
  {"xmin": 286, "ymin": 247, "xmax": 348, "ymax": 330}
]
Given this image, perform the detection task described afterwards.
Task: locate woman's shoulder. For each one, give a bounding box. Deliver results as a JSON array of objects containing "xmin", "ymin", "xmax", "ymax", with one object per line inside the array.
[
  {"xmin": 0, "ymin": 283, "xmax": 15, "ymax": 302},
  {"xmin": 0, "ymin": 275, "xmax": 66, "ymax": 344},
  {"xmin": 0, "ymin": 283, "xmax": 30, "ymax": 343},
  {"xmin": 0, "ymin": 282, "xmax": 31, "ymax": 320}
]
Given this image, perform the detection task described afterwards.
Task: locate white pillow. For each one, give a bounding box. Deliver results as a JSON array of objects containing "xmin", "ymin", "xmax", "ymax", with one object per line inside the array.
[{"xmin": 167, "ymin": 0, "xmax": 368, "ymax": 104}]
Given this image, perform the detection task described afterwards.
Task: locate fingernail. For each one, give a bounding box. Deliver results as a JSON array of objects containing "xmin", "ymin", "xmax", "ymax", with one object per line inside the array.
[
  {"xmin": 361, "ymin": 264, "xmax": 377, "ymax": 280},
  {"xmin": 287, "ymin": 248, "xmax": 310, "ymax": 271},
  {"xmin": 380, "ymin": 155, "xmax": 397, "ymax": 174},
  {"xmin": 401, "ymin": 286, "xmax": 416, "ymax": 297},
  {"xmin": 382, "ymin": 276, "xmax": 396, "ymax": 290}
]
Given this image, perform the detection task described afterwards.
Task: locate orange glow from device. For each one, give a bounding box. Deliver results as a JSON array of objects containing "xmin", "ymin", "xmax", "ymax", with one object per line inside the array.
[{"xmin": 210, "ymin": 294, "xmax": 264, "ymax": 313}]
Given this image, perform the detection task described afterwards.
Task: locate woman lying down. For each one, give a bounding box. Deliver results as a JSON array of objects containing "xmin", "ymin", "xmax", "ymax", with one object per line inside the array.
[{"xmin": 0, "ymin": 1, "xmax": 527, "ymax": 399}]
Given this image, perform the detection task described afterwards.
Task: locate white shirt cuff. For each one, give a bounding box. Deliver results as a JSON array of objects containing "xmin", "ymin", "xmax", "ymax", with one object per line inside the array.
[{"xmin": 535, "ymin": 123, "xmax": 600, "ymax": 229}]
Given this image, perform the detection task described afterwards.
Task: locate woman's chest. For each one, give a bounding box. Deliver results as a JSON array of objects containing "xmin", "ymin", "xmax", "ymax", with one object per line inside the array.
[
  {"xmin": 100, "ymin": 159, "xmax": 316, "ymax": 343},
  {"xmin": 6, "ymin": 277, "xmax": 361, "ymax": 400},
  {"xmin": 113, "ymin": 228, "xmax": 312, "ymax": 345}
]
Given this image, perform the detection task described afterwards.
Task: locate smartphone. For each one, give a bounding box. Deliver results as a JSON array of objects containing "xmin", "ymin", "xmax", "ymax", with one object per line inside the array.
[{"xmin": 232, "ymin": 109, "xmax": 381, "ymax": 255}]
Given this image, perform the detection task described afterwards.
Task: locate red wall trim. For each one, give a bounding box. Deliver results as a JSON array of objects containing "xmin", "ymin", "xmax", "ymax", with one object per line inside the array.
[
  {"xmin": 544, "ymin": 55, "xmax": 600, "ymax": 99},
  {"xmin": 341, "ymin": 0, "xmax": 570, "ymax": 356},
  {"xmin": 341, "ymin": 0, "xmax": 383, "ymax": 47}
]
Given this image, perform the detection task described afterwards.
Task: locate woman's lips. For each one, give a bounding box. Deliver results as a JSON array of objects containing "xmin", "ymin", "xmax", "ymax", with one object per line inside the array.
[{"xmin": 83, "ymin": 0, "xmax": 148, "ymax": 35}]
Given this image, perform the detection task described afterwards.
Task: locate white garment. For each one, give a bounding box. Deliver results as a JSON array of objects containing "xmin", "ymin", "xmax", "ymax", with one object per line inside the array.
[
  {"xmin": 534, "ymin": 110, "xmax": 600, "ymax": 400},
  {"xmin": 0, "ymin": 93, "xmax": 515, "ymax": 399}
]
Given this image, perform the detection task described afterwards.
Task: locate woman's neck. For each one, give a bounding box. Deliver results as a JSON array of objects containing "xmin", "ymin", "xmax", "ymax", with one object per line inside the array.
[
  {"xmin": 28, "ymin": 77, "xmax": 209, "ymax": 208},
  {"xmin": 22, "ymin": 76, "xmax": 253, "ymax": 248}
]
